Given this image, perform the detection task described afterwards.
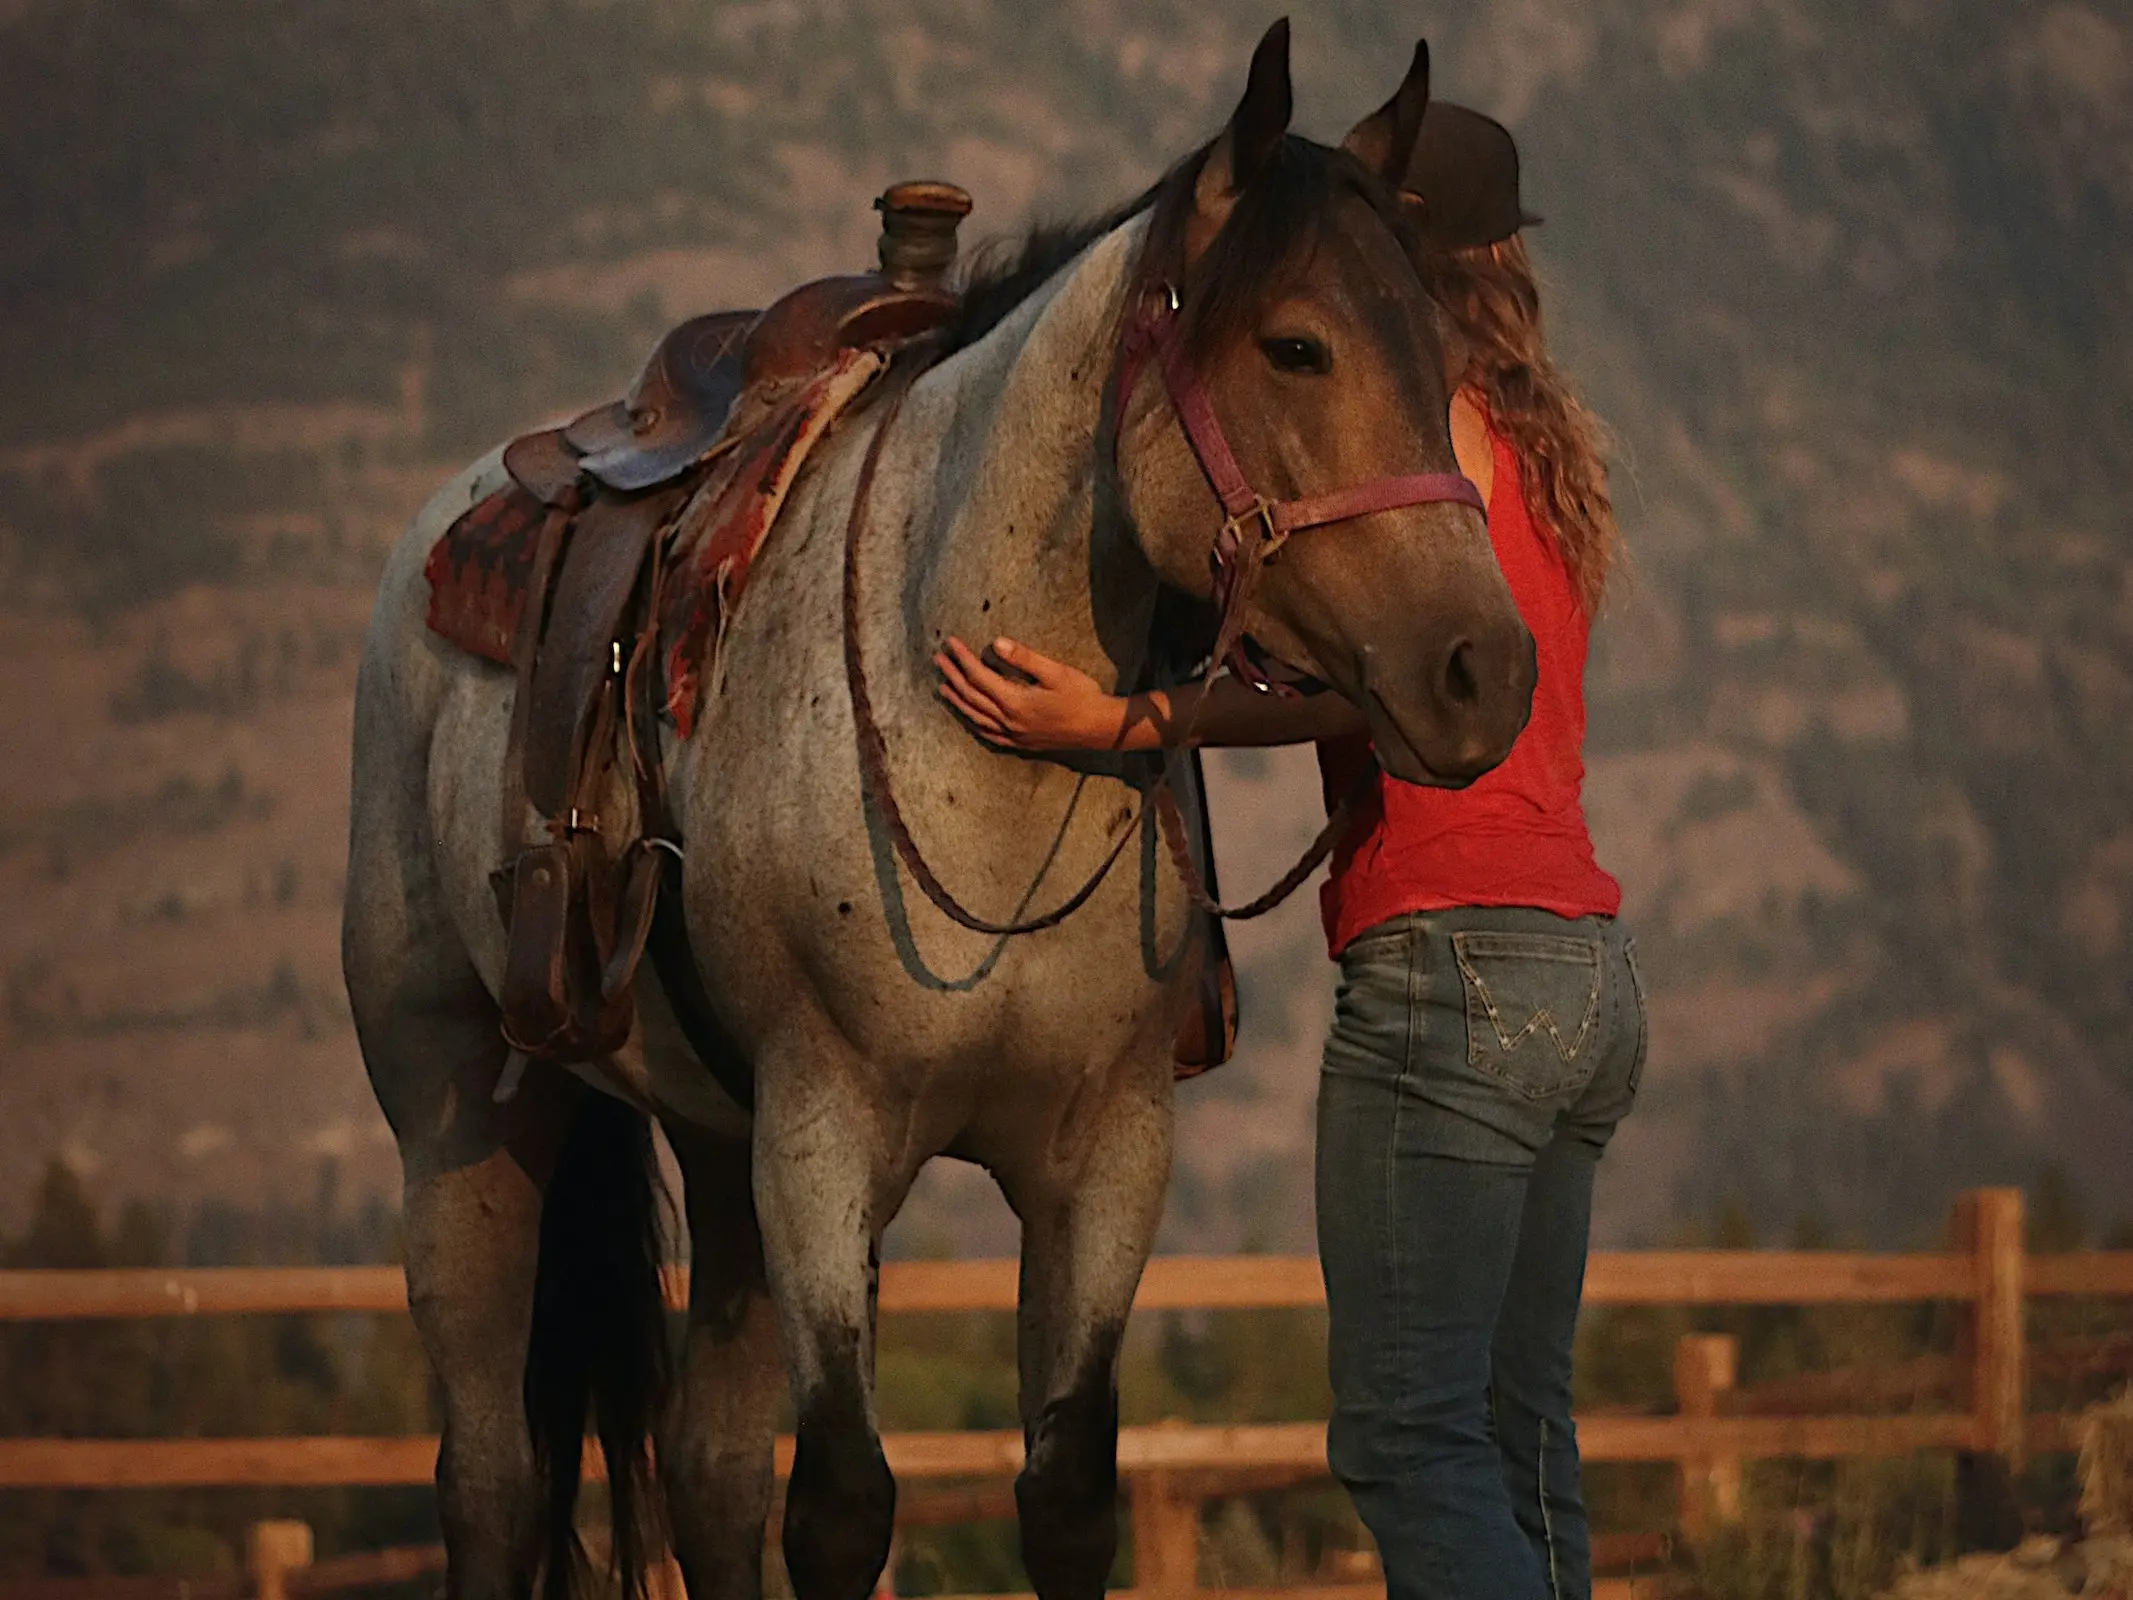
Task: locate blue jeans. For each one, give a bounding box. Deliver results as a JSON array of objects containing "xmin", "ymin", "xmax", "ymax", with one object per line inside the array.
[{"xmin": 1316, "ymin": 907, "xmax": 1646, "ymax": 1600}]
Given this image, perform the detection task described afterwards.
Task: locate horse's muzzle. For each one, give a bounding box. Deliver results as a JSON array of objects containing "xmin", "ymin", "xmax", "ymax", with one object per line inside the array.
[{"xmin": 1364, "ymin": 620, "xmax": 1536, "ymax": 788}]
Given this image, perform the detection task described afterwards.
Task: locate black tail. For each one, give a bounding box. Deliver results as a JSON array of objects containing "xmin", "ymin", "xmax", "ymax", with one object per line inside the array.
[{"xmin": 525, "ymin": 1091, "xmax": 673, "ymax": 1600}]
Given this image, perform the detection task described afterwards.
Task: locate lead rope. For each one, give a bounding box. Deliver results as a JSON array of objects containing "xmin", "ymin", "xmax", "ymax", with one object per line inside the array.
[{"xmin": 1155, "ymin": 767, "xmax": 1373, "ymax": 922}]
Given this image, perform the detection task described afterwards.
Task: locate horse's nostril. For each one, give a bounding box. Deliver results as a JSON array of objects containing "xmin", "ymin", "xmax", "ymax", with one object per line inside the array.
[{"xmin": 1442, "ymin": 639, "xmax": 1480, "ymax": 707}]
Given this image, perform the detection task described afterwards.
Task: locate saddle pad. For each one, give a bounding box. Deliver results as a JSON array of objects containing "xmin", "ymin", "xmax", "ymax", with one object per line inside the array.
[
  {"xmin": 424, "ymin": 483, "xmax": 549, "ymax": 667},
  {"xmin": 658, "ymin": 346, "xmax": 885, "ymax": 736}
]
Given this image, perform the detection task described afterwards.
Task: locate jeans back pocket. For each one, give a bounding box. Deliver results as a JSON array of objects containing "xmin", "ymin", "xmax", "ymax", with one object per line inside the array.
[{"xmin": 1453, "ymin": 929, "xmax": 1605, "ymax": 1101}]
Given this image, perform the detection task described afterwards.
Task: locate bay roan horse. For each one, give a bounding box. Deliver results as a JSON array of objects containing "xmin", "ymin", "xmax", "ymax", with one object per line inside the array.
[{"xmin": 342, "ymin": 21, "xmax": 1534, "ymax": 1600}]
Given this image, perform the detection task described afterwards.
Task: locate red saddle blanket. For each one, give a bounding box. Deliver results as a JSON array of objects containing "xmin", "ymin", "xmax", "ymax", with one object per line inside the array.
[{"xmin": 423, "ymin": 348, "xmax": 885, "ymax": 736}]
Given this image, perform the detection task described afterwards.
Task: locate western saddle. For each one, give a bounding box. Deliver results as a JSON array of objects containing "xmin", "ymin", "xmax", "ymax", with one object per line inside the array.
[{"xmin": 448, "ymin": 181, "xmax": 1234, "ymax": 1102}]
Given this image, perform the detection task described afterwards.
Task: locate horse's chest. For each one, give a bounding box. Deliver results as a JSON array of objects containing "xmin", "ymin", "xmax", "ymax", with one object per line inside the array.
[
  {"xmin": 679, "ymin": 703, "xmax": 1180, "ymax": 1079},
  {"xmin": 661, "ymin": 470, "xmax": 1191, "ymax": 1082}
]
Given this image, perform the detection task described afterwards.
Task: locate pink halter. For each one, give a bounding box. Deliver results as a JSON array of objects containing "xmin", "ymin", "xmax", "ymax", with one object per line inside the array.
[{"xmin": 1115, "ymin": 286, "xmax": 1485, "ymax": 689}]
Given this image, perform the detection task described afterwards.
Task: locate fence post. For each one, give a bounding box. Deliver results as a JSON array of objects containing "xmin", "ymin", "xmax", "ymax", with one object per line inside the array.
[
  {"xmin": 1132, "ymin": 1469, "xmax": 1199, "ymax": 1598},
  {"xmin": 1675, "ymin": 1333, "xmax": 1742, "ymax": 1540},
  {"xmin": 1951, "ymin": 1188, "xmax": 2028, "ymax": 1552},
  {"xmin": 1954, "ymin": 1188, "xmax": 2027, "ymax": 1469},
  {"xmin": 246, "ymin": 1519, "xmax": 314, "ymax": 1600}
]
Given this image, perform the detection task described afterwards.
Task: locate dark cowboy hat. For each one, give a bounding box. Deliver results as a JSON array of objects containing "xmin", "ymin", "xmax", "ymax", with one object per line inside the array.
[{"xmin": 1397, "ymin": 101, "xmax": 1542, "ymax": 251}]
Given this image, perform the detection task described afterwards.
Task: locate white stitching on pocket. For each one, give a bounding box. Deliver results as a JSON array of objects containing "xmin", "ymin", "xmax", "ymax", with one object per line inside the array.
[{"xmin": 1453, "ymin": 930, "xmax": 1604, "ymax": 1101}]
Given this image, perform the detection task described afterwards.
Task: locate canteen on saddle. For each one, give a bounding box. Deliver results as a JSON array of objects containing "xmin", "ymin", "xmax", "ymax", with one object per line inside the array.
[{"xmin": 422, "ymin": 178, "xmax": 1236, "ymax": 1085}]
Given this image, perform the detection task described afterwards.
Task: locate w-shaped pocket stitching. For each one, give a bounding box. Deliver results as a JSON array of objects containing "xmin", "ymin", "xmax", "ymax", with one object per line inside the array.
[{"xmin": 1453, "ymin": 930, "xmax": 1604, "ymax": 1101}]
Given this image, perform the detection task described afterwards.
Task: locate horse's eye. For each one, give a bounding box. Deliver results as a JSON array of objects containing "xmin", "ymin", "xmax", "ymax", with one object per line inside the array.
[{"xmin": 1260, "ymin": 335, "xmax": 1330, "ymax": 375}]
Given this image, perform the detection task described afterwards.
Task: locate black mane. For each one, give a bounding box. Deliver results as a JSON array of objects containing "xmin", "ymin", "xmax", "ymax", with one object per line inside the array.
[
  {"xmin": 940, "ymin": 137, "xmax": 1422, "ymax": 360},
  {"xmin": 943, "ymin": 190, "xmax": 1158, "ymax": 353}
]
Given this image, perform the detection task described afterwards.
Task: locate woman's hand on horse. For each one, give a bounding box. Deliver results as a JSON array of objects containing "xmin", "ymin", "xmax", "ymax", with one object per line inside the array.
[{"xmin": 936, "ymin": 636, "xmax": 1133, "ymax": 752}]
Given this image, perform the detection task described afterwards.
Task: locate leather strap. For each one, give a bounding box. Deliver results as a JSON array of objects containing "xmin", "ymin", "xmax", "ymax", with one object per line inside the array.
[
  {"xmin": 621, "ymin": 482, "xmax": 760, "ymax": 1112},
  {"xmin": 1118, "ymin": 293, "xmax": 1484, "ymax": 536},
  {"xmin": 499, "ymin": 489, "xmax": 580, "ymax": 868},
  {"xmin": 1116, "ymin": 292, "xmax": 1484, "ymax": 693},
  {"xmin": 1275, "ymin": 474, "xmax": 1486, "ymax": 534},
  {"xmin": 644, "ymin": 849, "xmax": 758, "ymax": 1112}
]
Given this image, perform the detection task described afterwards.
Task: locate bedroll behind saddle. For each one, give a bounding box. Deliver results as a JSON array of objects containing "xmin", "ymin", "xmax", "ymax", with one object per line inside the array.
[{"xmin": 424, "ymin": 180, "xmax": 1237, "ymax": 1080}]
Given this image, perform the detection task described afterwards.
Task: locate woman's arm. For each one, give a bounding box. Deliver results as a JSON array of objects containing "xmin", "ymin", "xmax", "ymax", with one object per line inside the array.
[{"xmin": 935, "ymin": 636, "xmax": 1367, "ymax": 753}]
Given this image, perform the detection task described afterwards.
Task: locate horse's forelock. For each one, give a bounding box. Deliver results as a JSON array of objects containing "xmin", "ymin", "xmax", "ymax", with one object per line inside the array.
[{"xmin": 1161, "ymin": 135, "xmax": 1427, "ymax": 361}]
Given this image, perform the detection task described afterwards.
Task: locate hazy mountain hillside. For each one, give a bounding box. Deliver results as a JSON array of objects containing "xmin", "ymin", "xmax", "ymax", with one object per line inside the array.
[{"xmin": 0, "ymin": 0, "xmax": 2126, "ymax": 1247}]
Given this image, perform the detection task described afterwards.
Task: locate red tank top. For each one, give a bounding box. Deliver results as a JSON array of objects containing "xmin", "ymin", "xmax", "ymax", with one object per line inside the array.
[{"xmin": 1316, "ymin": 428, "xmax": 1621, "ymax": 956}]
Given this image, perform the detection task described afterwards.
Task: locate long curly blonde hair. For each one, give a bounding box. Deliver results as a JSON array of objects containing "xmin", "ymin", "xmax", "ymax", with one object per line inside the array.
[{"xmin": 1431, "ymin": 234, "xmax": 1620, "ymax": 615}]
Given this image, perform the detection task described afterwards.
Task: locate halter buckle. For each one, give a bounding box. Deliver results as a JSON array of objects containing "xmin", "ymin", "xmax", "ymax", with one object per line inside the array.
[{"xmin": 1222, "ymin": 496, "xmax": 1287, "ymax": 560}]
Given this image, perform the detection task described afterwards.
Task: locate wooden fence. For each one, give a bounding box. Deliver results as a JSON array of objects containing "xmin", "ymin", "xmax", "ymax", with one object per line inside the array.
[{"xmin": 1, "ymin": 1187, "xmax": 2129, "ymax": 1598}]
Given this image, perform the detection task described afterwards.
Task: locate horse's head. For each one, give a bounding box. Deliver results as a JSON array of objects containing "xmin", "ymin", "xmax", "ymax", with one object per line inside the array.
[{"xmin": 1116, "ymin": 22, "xmax": 1535, "ymax": 786}]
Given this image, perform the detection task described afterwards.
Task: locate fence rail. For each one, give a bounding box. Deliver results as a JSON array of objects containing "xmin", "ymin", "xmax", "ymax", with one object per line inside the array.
[
  {"xmin": 7, "ymin": 1245, "xmax": 2127, "ymax": 1324},
  {"xmin": 2, "ymin": 1188, "xmax": 2129, "ymax": 1597}
]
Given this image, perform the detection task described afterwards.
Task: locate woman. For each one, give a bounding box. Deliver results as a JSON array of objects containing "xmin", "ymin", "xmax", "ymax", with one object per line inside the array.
[{"xmin": 937, "ymin": 107, "xmax": 1643, "ymax": 1600}]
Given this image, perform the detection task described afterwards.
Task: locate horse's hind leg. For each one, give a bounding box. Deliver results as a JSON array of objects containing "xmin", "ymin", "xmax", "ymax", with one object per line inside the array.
[
  {"xmin": 1005, "ymin": 1070, "xmax": 1173, "ymax": 1600},
  {"xmin": 406, "ymin": 1110, "xmax": 574, "ymax": 1600},
  {"xmin": 345, "ymin": 694, "xmax": 576, "ymax": 1595},
  {"xmin": 751, "ymin": 1041, "xmax": 900, "ymax": 1600},
  {"xmin": 659, "ymin": 1126, "xmax": 784, "ymax": 1600},
  {"xmin": 349, "ymin": 912, "xmax": 581, "ymax": 1599}
]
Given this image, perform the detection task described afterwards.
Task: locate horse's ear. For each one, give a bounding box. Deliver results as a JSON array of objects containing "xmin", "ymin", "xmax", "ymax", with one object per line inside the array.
[
  {"xmin": 1341, "ymin": 39, "xmax": 1431, "ymax": 182},
  {"xmin": 1194, "ymin": 18, "xmax": 1294, "ymax": 223}
]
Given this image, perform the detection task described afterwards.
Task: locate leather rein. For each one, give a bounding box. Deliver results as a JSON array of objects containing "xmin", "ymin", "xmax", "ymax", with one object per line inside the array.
[{"xmin": 842, "ymin": 285, "xmax": 1487, "ymax": 937}]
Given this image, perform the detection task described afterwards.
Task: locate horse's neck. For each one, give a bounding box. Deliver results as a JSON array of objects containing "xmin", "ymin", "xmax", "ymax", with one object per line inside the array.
[{"xmin": 897, "ymin": 221, "xmax": 1150, "ymax": 688}]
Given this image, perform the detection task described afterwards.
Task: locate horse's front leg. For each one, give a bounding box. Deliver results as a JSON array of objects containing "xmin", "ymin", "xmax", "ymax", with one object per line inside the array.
[
  {"xmin": 659, "ymin": 1125, "xmax": 784, "ymax": 1600},
  {"xmin": 753, "ymin": 1037, "xmax": 901, "ymax": 1600},
  {"xmin": 1006, "ymin": 1060, "xmax": 1174, "ymax": 1600}
]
